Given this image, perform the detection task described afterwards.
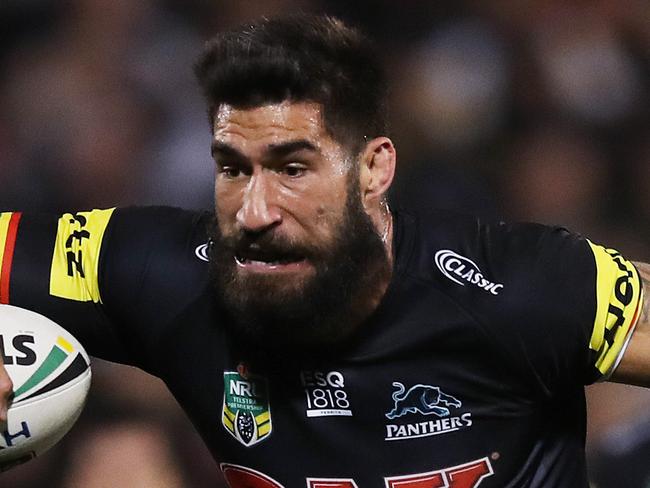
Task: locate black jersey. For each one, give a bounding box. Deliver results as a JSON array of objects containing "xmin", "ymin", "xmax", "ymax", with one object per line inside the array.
[{"xmin": 0, "ymin": 207, "xmax": 643, "ymax": 487}]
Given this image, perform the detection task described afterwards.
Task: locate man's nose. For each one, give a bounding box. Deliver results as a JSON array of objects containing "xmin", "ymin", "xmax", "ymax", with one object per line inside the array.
[{"xmin": 236, "ymin": 173, "xmax": 282, "ymax": 233}]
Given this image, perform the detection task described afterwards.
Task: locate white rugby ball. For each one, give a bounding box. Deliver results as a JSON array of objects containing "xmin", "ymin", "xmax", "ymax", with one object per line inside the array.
[{"xmin": 0, "ymin": 304, "xmax": 91, "ymax": 471}]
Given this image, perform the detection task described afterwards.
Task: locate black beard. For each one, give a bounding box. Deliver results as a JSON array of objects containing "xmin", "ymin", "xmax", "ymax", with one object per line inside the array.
[{"xmin": 208, "ymin": 187, "xmax": 391, "ymax": 353}]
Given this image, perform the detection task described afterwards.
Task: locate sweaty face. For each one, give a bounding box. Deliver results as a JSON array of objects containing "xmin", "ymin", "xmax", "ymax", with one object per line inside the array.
[{"xmin": 209, "ymin": 102, "xmax": 391, "ymax": 350}]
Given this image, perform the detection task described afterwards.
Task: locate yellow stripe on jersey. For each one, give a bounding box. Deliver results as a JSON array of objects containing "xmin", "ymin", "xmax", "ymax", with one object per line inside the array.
[
  {"xmin": 50, "ymin": 208, "xmax": 115, "ymax": 303},
  {"xmin": 0, "ymin": 213, "xmax": 13, "ymax": 274},
  {"xmin": 588, "ymin": 241, "xmax": 643, "ymax": 377}
]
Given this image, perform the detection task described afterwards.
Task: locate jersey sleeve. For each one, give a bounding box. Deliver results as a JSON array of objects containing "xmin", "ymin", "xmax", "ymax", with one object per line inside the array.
[
  {"xmin": 0, "ymin": 207, "xmax": 211, "ymax": 372},
  {"xmin": 480, "ymin": 222, "xmax": 643, "ymax": 392},
  {"xmin": 586, "ymin": 241, "xmax": 643, "ymax": 380}
]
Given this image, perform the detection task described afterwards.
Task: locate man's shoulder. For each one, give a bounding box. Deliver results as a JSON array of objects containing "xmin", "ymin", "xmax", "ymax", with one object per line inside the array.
[
  {"xmin": 111, "ymin": 205, "xmax": 211, "ymax": 230},
  {"xmin": 102, "ymin": 205, "xmax": 213, "ymax": 293},
  {"xmin": 400, "ymin": 206, "xmax": 567, "ymax": 249},
  {"xmin": 98, "ymin": 206, "xmax": 215, "ymax": 335},
  {"xmin": 392, "ymin": 207, "xmax": 601, "ymax": 393},
  {"xmin": 107, "ymin": 206, "xmax": 212, "ymax": 251},
  {"xmin": 394, "ymin": 207, "xmax": 597, "ymax": 331},
  {"xmin": 394, "ymin": 207, "xmax": 573, "ymax": 287}
]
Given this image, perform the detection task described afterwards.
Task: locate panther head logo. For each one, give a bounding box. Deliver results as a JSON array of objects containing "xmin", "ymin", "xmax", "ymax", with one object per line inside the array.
[{"xmin": 386, "ymin": 382, "xmax": 462, "ymax": 420}]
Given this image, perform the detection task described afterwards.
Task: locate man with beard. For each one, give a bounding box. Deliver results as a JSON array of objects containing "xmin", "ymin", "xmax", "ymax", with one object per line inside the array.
[
  {"xmin": 211, "ymin": 157, "xmax": 391, "ymax": 351},
  {"xmin": 2, "ymin": 13, "xmax": 650, "ymax": 488}
]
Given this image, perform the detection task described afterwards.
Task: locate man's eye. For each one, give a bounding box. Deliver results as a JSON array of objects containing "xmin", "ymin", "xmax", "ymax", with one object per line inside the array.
[
  {"xmin": 219, "ymin": 166, "xmax": 242, "ymax": 178},
  {"xmin": 282, "ymin": 164, "xmax": 306, "ymax": 178}
]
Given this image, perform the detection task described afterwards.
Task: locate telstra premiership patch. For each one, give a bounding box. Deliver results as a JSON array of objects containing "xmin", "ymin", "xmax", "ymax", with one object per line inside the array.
[{"xmin": 222, "ymin": 367, "xmax": 272, "ymax": 447}]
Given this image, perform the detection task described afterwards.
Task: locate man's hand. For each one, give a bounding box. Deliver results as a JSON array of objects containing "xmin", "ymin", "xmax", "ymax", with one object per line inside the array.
[
  {"xmin": 611, "ymin": 262, "xmax": 650, "ymax": 386},
  {"xmin": 0, "ymin": 355, "xmax": 13, "ymax": 424}
]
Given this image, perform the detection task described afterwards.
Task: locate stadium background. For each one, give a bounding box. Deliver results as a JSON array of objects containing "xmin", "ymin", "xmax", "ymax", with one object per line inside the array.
[{"xmin": 1, "ymin": 0, "xmax": 648, "ymax": 486}]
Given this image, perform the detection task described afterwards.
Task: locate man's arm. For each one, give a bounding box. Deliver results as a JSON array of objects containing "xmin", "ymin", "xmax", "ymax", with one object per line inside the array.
[
  {"xmin": 0, "ymin": 206, "xmax": 210, "ymax": 425},
  {"xmin": 610, "ymin": 262, "xmax": 650, "ymax": 387}
]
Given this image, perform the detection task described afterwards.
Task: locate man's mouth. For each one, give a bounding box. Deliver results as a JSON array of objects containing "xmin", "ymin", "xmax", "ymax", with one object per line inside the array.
[{"xmin": 234, "ymin": 250, "xmax": 308, "ymax": 271}]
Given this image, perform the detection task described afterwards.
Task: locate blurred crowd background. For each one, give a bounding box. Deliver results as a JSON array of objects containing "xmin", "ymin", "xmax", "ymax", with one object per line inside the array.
[{"xmin": 1, "ymin": 0, "xmax": 649, "ymax": 486}]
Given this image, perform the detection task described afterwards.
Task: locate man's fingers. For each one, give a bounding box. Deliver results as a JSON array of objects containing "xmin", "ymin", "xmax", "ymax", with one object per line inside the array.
[{"xmin": 0, "ymin": 361, "xmax": 13, "ymax": 423}]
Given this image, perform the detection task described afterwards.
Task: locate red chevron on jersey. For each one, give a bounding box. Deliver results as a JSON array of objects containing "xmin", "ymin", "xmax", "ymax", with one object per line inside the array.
[{"xmin": 0, "ymin": 212, "xmax": 22, "ymax": 304}]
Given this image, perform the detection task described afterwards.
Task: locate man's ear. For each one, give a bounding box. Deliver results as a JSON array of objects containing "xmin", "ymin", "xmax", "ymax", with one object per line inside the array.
[{"xmin": 358, "ymin": 137, "xmax": 396, "ymax": 210}]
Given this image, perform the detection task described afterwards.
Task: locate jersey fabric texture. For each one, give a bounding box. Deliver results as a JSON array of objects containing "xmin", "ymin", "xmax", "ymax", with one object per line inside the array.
[{"xmin": 0, "ymin": 207, "xmax": 643, "ymax": 487}]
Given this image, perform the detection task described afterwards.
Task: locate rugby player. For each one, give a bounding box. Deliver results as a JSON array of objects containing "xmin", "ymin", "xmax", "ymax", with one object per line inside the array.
[{"xmin": 1, "ymin": 14, "xmax": 650, "ymax": 487}]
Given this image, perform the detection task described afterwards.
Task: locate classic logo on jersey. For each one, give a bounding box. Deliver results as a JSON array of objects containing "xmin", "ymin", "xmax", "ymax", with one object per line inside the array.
[
  {"xmin": 385, "ymin": 382, "xmax": 472, "ymax": 441},
  {"xmin": 588, "ymin": 241, "xmax": 643, "ymax": 377},
  {"xmin": 223, "ymin": 365, "xmax": 272, "ymax": 447},
  {"xmin": 301, "ymin": 370, "xmax": 352, "ymax": 418},
  {"xmin": 50, "ymin": 208, "xmax": 115, "ymax": 303},
  {"xmin": 434, "ymin": 249, "xmax": 503, "ymax": 295}
]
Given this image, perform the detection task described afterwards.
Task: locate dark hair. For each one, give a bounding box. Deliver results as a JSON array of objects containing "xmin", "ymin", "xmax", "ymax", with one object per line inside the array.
[{"xmin": 194, "ymin": 14, "xmax": 388, "ymax": 153}]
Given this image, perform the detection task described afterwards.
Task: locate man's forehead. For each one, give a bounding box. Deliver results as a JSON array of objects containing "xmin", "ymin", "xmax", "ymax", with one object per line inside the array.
[{"xmin": 212, "ymin": 101, "xmax": 327, "ymax": 145}]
